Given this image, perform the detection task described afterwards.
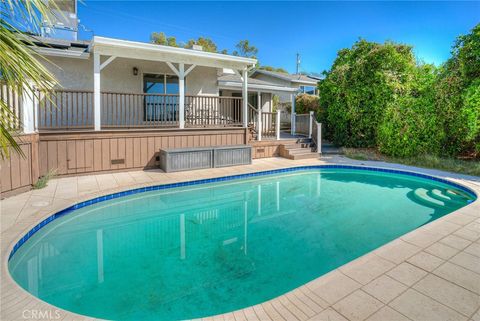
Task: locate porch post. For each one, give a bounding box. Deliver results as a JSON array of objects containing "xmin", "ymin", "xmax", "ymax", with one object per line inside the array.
[
  {"xmin": 179, "ymin": 63, "xmax": 185, "ymax": 129},
  {"xmin": 257, "ymin": 91, "xmax": 262, "ymax": 141},
  {"xmin": 276, "ymin": 110, "xmax": 281, "ymax": 140},
  {"xmin": 309, "ymin": 111, "xmax": 314, "ymax": 139},
  {"xmin": 93, "ymin": 53, "xmax": 101, "ymax": 131},
  {"xmin": 242, "ymin": 67, "xmax": 248, "ymax": 127},
  {"xmin": 22, "ymin": 86, "xmax": 35, "ymax": 133},
  {"xmin": 290, "ymin": 93, "xmax": 296, "ymax": 135}
]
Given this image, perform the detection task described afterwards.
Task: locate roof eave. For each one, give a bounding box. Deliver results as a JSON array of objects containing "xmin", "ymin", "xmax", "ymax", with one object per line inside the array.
[{"xmin": 92, "ymin": 36, "xmax": 257, "ymax": 69}]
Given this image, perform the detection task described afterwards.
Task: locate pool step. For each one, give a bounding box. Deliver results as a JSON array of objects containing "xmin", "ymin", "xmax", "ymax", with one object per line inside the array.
[
  {"xmin": 429, "ymin": 189, "xmax": 465, "ymax": 205},
  {"xmin": 413, "ymin": 188, "xmax": 445, "ymax": 208}
]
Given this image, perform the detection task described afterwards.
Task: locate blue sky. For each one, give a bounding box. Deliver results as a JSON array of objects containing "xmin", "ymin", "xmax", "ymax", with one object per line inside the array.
[{"xmin": 78, "ymin": 1, "xmax": 480, "ymax": 74}]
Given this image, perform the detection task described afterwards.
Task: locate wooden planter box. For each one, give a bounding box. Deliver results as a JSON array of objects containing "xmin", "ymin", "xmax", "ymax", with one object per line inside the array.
[{"xmin": 159, "ymin": 145, "xmax": 251, "ymax": 172}]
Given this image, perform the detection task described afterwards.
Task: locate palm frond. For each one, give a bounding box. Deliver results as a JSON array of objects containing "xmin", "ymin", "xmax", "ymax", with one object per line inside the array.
[{"xmin": 0, "ymin": 0, "xmax": 59, "ymax": 159}]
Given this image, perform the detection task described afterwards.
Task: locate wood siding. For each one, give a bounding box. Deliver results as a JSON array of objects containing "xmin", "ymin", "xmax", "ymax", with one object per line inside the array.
[
  {"xmin": 1, "ymin": 134, "xmax": 39, "ymax": 197},
  {"xmin": 38, "ymin": 128, "xmax": 247, "ymax": 176}
]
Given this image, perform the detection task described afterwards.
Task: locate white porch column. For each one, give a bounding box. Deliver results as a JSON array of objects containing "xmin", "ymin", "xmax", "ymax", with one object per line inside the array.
[
  {"xmin": 309, "ymin": 111, "xmax": 314, "ymax": 139},
  {"xmin": 291, "ymin": 93, "xmax": 296, "ymax": 135},
  {"xmin": 276, "ymin": 110, "xmax": 281, "ymax": 140},
  {"xmin": 317, "ymin": 122, "xmax": 322, "ymax": 154},
  {"xmin": 242, "ymin": 68, "xmax": 248, "ymax": 127},
  {"xmin": 257, "ymin": 91, "xmax": 262, "ymax": 141},
  {"xmin": 179, "ymin": 63, "xmax": 185, "ymax": 129},
  {"xmin": 22, "ymin": 87, "xmax": 35, "ymax": 133},
  {"xmin": 93, "ymin": 53, "xmax": 101, "ymax": 131}
]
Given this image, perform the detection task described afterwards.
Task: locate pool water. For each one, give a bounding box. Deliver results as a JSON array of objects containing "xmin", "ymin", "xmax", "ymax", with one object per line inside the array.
[{"xmin": 9, "ymin": 168, "xmax": 475, "ymax": 320}]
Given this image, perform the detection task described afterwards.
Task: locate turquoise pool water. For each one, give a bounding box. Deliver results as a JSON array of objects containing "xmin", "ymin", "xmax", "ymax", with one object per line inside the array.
[{"xmin": 9, "ymin": 168, "xmax": 475, "ymax": 320}]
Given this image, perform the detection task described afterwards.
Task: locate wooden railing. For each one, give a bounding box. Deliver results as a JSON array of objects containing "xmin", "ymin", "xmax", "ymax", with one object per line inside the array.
[
  {"xmin": 185, "ymin": 95, "xmax": 242, "ymax": 127},
  {"xmin": 37, "ymin": 89, "xmax": 94, "ymax": 129},
  {"xmin": 312, "ymin": 119, "xmax": 322, "ymax": 153},
  {"xmin": 36, "ymin": 89, "xmax": 244, "ymax": 130},
  {"xmin": 260, "ymin": 112, "xmax": 277, "ymax": 138},
  {"xmin": 294, "ymin": 113, "xmax": 310, "ymax": 136},
  {"xmin": 1, "ymin": 82, "xmax": 22, "ymax": 130},
  {"xmin": 102, "ymin": 92, "xmax": 179, "ymax": 128}
]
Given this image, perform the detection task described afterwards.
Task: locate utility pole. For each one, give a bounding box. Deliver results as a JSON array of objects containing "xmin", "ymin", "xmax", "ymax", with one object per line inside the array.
[{"xmin": 296, "ymin": 53, "xmax": 301, "ymax": 74}]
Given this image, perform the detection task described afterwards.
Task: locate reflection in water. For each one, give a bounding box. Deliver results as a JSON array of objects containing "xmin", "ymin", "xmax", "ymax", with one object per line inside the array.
[{"xmin": 9, "ymin": 170, "xmax": 474, "ymax": 321}]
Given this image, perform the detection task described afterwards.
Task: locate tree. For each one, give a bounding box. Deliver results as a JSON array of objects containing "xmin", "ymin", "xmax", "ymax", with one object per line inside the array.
[
  {"xmin": 1, "ymin": 0, "xmax": 57, "ymax": 158},
  {"xmin": 259, "ymin": 66, "xmax": 288, "ymax": 73},
  {"xmin": 185, "ymin": 37, "xmax": 218, "ymax": 53},
  {"xmin": 233, "ymin": 40, "xmax": 258, "ymax": 58},
  {"xmin": 151, "ymin": 32, "xmax": 178, "ymax": 47}
]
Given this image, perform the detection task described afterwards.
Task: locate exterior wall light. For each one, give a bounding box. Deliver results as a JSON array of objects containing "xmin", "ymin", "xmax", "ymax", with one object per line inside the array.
[{"xmin": 133, "ymin": 67, "xmax": 138, "ymax": 76}]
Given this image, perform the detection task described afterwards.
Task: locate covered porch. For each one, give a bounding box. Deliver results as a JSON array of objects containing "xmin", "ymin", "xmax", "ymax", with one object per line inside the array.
[{"xmin": 31, "ymin": 36, "xmax": 257, "ymax": 132}]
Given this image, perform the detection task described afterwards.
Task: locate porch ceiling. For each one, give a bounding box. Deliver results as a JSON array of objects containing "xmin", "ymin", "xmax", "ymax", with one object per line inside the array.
[{"xmin": 91, "ymin": 36, "xmax": 257, "ymax": 70}]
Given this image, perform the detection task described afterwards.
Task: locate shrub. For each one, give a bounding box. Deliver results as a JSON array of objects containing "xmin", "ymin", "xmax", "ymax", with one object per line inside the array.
[
  {"xmin": 435, "ymin": 24, "xmax": 480, "ymax": 157},
  {"xmin": 378, "ymin": 65, "xmax": 442, "ymax": 157},
  {"xmin": 295, "ymin": 93, "xmax": 320, "ymax": 114},
  {"xmin": 320, "ymin": 24, "xmax": 480, "ymax": 159},
  {"xmin": 319, "ymin": 39, "xmax": 417, "ymax": 148}
]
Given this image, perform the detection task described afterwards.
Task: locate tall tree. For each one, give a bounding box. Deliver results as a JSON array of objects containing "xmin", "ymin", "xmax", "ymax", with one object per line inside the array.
[
  {"xmin": 185, "ymin": 37, "xmax": 218, "ymax": 53},
  {"xmin": 1, "ymin": 0, "xmax": 58, "ymax": 158},
  {"xmin": 233, "ymin": 40, "xmax": 258, "ymax": 58}
]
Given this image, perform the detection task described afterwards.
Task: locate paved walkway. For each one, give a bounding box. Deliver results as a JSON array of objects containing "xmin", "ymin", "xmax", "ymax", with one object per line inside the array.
[{"xmin": 1, "ymin": 156, "xmax": 479, "ymax": 321}]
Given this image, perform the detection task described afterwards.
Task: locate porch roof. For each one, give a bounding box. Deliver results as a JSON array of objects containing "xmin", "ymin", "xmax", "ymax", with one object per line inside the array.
[
  {"xmin": 91, "ymin": 36, "xmax": 257, "ymax": 70},
  {"xmin": 218, "ymin": 74, "xmax": 298, "ymax": 94}
]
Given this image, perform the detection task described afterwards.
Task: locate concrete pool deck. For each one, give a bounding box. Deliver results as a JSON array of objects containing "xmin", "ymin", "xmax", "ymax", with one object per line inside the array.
[{"xmin": 1, "ymin": 156, "xmax": 479, "ymax": 321}]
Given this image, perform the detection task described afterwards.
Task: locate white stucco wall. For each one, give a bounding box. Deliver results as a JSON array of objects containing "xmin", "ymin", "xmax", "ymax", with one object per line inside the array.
[
  {"xmin": 252, "ymin": 74, "xmax": 297, "ymax": 103},
  {"xmin": 42, "ymin": 56, "xmax": 219, "ymax": 96}
]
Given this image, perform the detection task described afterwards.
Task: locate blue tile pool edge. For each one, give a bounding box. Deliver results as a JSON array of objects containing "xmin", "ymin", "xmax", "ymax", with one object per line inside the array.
[{"xmin": 8, "ymin": 165, "xmax": 477, "ymax": 261}]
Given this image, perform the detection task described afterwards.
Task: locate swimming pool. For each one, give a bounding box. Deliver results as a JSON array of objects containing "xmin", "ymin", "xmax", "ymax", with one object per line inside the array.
[{"xmin": 8, "ymin": 166, "xmax": 476, "ymax": 320}]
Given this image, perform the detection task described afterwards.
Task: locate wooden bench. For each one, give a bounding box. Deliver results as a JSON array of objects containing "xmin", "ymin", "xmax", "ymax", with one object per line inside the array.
[{"xmin": 159, "ymin": 145, "xmax": 252, "ymax": 172}]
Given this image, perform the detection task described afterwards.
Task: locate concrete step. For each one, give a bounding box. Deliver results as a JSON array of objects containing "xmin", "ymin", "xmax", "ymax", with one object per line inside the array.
[
  {"xmin": 283, "ymin": 143, "xmax": 312, "ymax": 149},
  {"xmin": 286, "ymin": 152, "xmax": 320, "ymax": 160},
  {"xmin": 287, "ymin": 148, "xmax": 315, "ymax": 154}
]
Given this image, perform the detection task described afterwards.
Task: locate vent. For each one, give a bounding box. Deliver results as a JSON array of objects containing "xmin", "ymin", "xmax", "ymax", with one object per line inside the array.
[{"xmin": 111, "ymin": 159, "xmax": 125, "ymax": 165}]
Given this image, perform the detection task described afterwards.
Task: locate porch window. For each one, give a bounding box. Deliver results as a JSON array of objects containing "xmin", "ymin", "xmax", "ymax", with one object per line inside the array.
[{"xmin": 143, "ymin": 73, "xmax": 181, "ymax": 121}]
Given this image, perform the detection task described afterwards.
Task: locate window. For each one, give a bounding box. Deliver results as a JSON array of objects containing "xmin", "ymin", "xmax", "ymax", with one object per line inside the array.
[
  {"xmin": 143, "ymin": 73, "xmax": 180, "ymax": 121},
  {"xmin": 299, "ymin": 86, "xmax": 317, "ymax": 95}
]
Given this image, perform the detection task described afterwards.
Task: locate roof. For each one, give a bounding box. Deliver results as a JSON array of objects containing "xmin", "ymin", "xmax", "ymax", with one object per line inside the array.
[
  {"xmin": 218, "ymin": 74, "xmax": 298, "ymax": 93},
  {"xmin": 252, "ymin": 69, "xmax": 319, "ymax": 85},
  {"xmin": 20, "ymin": 34, "xmax": 91, "ymax": 59},
  {"xmin": 92, "ymin": 36, "xmax": 257, "ymax": 70},
  {"xmin": 21, "ymin": 34, "xmax": 257, "ymax": 69}
]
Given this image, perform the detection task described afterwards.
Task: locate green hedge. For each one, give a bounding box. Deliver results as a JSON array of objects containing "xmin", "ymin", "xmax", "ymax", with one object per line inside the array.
[{"xmin": 319, "ymin": 24, "xmax": 480, "ymax": 158}]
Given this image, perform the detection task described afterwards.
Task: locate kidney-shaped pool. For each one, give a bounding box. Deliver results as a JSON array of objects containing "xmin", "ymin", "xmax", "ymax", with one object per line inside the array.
[{"xmin": 8, "ymin": 166, "xmax": 476, "ymax": 320}]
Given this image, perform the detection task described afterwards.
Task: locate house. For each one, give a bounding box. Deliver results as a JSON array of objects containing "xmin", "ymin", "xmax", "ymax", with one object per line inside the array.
[
  {"xmin": 25, "ymin": 35, "xmax": 299, "ymax": 132},
  {"xmin": 250, "ymin": 69, "xmax": 319, "ymax": 103},
  {"xmin": 1, "ymin": 7, "xmax": 322, "ymax": 197}
]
